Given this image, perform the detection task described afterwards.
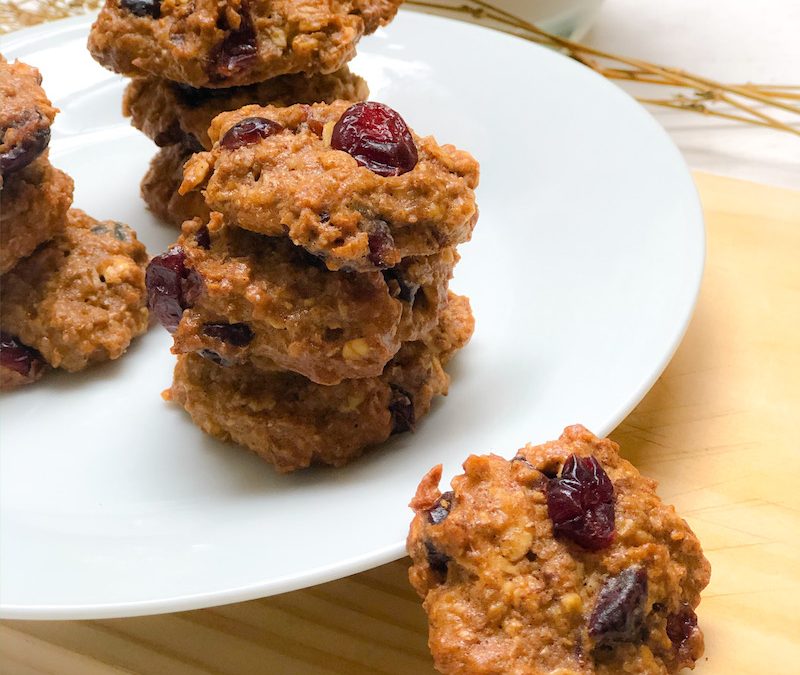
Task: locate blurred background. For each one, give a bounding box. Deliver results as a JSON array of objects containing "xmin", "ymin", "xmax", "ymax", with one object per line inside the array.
[{"xmin": 415, "ymin": 0, "xmax": 800, "ymax": 189}]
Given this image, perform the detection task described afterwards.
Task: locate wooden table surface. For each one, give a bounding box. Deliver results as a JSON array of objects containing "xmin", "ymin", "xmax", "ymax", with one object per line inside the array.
[{"xmin": 2, "ymin": 173, "xmax": 798, "ymax": 674}]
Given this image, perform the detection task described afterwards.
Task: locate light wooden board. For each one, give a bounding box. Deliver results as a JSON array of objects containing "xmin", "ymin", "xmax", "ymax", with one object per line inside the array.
[{"xmin": 2, "ymin": 172, "xmax": 799, "ymax": 674}]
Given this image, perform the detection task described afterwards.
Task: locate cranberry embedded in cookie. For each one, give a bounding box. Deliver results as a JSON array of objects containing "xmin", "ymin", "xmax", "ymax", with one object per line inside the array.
[
  {"xmin": 180, "ymin": 100, "xmax": 480, "ymax": 272},
  {"xmin": 407, "ymin": 425, "xmax": 711, "ymax": 675},
  {"xmin": 331, "ymin": 101, "xmax": 418, "ymax": 177},
  {"xmin": 220, "ymin": 116, "xmax": 283, "ymax": 150},
  {"xmin": 547, "ymin": 453, "xmax": 616, "ymax": 551},
  {"xmin": 0, "ymin": 332, "xmax": 46, "ymax": 390},
  {"xmin": 145, "ymin": 247, "xmax": 204, "ymax": 333}
]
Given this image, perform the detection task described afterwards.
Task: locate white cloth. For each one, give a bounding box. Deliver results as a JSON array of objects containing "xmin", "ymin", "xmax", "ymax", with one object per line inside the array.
[{"xmin": 587, "ymin": 0, "xmax": 800, "ymax": 189}]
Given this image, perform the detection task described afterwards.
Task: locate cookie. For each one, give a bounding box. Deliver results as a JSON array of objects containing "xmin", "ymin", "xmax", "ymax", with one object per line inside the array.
[
  {"xmin": 0, "ymin": 155, "xmax": 74, "ymax": 274},
  {"xmin": 1, "ymin": 209, "xmax": 149, "ymax": 372},
  {"xmin": 124, "ymin": 66, "xmax": 369, "ymax": 150},
  {"xmin": 0, "ymin": 55, "xmax": 57, "ymax": 178},
  {"xmin": 407, "ymin": 425, "xmax": 711, "ymax": 675},
  {"xmin": 141, "ymin": 142, "xmax": 210, "ymax": 227},
  {"xmin": 168, "ymin": 293, "xmax": 474, "ymax": 472},
  {"xmin": 180, "ymin": 100, "xmax": 480, "ymax": 271},
  {"xmin": 88, "ymin": 0, "xmax": 401, "ymax": 89},
  {"xmin": 147, "ymin": 213, "xmax": 456, "ymax": 384}
]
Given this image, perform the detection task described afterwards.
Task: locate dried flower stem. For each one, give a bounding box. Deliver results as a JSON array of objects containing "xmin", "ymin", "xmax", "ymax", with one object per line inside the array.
[{"xmin": 408, "ymin": 0, "xmax": 800, "ymax": 136}]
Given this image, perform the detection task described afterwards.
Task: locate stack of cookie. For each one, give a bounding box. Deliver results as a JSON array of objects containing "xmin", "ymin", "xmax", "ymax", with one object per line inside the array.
[
  {"xmin": 86, "ymin": 0, "xmax": 400, "ymax": 227},
  {"xmin": 86, "ymin": 1, "xmax": 479, "ymax": 471},
  {"xmin": 0, "ymin": 55, "xmax": 149, "ymax": 390},
  {"xmin": 149, "ymin": 100, "xmax": 479, "ymax": 472}
]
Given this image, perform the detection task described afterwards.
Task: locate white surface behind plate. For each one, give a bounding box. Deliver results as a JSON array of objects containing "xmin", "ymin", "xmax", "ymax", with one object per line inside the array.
[{"xmin": 0, "ymin": 10, "xmax": 703, "ymax": 618}]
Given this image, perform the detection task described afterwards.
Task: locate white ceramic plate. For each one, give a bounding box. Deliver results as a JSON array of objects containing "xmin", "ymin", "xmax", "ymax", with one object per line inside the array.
[{"xmin": 0, "ymin": 10, "xmax": 703, "ymax": 619}]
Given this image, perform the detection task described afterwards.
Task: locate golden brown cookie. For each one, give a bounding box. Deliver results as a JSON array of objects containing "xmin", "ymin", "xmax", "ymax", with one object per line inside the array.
[
  {"xmin": 0, "ymin": 155, "xmax": 73, "ymax": 274},
  {"xmin": 0, "ymin": 55, "xmax": 57, "ymax": 178},
  {"xmin": 124, "ymin": 66, "xmax": 369, "ymax": 149},
  {"xmin": 141, "ymin": 142, "xmax": 211, "ymax": 227},
  {"xmin": 88, "ymin": 0, "xmax": 401, "ymax": 88},
  {"xmin": 1, "ymin": 209, "xmax": 150, "ymax": 372},
  {"xmin": 407, "ymin": 425, "xmax": 711, "ymax": 675},
  {"xmin": 147, "ymin": 213, "xmax": 456, "ymax": 384},
  {"xmin": 180, "ymin": 100, "xmax": 479, "ymax": 271},
  {"xmin": 168, "ymin": 293, "xmax": 474, "ymax": 472}
]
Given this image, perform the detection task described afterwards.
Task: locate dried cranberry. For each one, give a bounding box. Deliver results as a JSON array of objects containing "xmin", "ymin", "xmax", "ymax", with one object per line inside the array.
[
  {"xmin": 589, "ymin": 567, "xmax": 648, "ymax": 646},
  {"xmin": 120, "ymin": 0, "xmax": 161, "ymax": 19},
  {"xmin": 367, "ymin": 221, "xmax": 395, "ymax": 268},
  {"xmin": 427, "ymin": 491, "xmax": 454, "ymax": 525},
  {"xmin": 389, "ymin": 385, "xmax": 415, "ymax": 433},
  {"xmin": 145, "ymin": 247, "xmax": 204, "ymax": 333},
  {"xmin": 220, "ymin": 117, "xmax": 283, "ymax": 150},
  {"xmin": 425, "ymin": 541, "xmax": 449, "ymax": 576},
  {"xmin": 0, "ymin": 332, "xmax": 44, "ymax": 378},
  {"xmin": 383, "ymin": 268, "xmax": 419, "ymax": 303},
  {"xmin": 209, "ymin": 3, "xmax": 258, "ymax": 81},
  {"xmin": 201, "ymin": 323, "xmax": 253, "ymax": 347},
  {"xmin": 666, "ymin": 603, "xmax": 698, "ymax": 650},
  {"xmin": 547, "ymin": 454, "xmax": 615, "ymax": 550},
  {"xmin": 0, "ymin": 122, "xmax": 49, "ymax": 178},
  {"xmin": 195, "ymin": 224, "xmax": 211, "ymax": 250},
  {"xmin": 331, "ymin": 102, "xmax": 418, "ymax": 177}
]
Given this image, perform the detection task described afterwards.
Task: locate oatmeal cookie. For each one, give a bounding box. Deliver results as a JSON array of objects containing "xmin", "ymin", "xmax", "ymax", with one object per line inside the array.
[
  {"xmin": 407, "ymin": 425, "xmax": 711, "ymax": 675},
  {"xmin": 168, "ymin": 293, "xmax": 474, "ymax": 472},
  {"xmin": 0, "ymin": 55, "xmax": 57, "ymax": 178},
  {"xmin": 0, "ymin": 156, "xmax": 74, "ymax": 274},
  {"xmin": 1, "ymin": 209, "xmax": 149, "ymax": 372},
  {"xmin": 180, "ymin": 100, "xmax": 479, "ymax": 271},
  {"xmin": 148, "ymin": 213, "xmax": 456, "ymax": 384},
  {"xmin": 141, "ymin": 142, "xmax": 210, "ymax": 227},
  {"xmin": 124, "ymin": 66, "xmax": 368, "ymax": 150},
  {"xmin": 88, "ymin": 0, "xmax": 401, "ymax": 89},
  {"xmin": 0, "ymin": 332, "xmax": 47, "ymax": 390}
]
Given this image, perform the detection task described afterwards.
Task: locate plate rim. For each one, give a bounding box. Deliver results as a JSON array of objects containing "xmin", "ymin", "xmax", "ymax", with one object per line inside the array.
[{"xmin": 0, "ymin": 10, "xmax": 705, "ymax": 619}]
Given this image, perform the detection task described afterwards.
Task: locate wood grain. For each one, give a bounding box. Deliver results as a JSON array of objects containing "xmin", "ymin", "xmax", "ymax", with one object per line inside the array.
[{"xmin": 2, "ymin": 172, "xmax": 799, "ymax": 674}]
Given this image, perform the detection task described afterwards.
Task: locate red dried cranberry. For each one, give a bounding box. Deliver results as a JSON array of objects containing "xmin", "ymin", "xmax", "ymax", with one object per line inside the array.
[
  {"xmin": 546, "ymin": 454, "xmax": 615, "ymax": 550},
  {"xmin": 383, "ymin": 268, "xmax": 419, "ymax": 303},
  {"xmin": 589, "ymin": 567, "xmax": 648, "ymax": 646},
  {"xmin": 0, "ymin": 121, "xmax": 50, "ymax": 178},
  {"xmin": 145, "ymin": 247, "xmax": 204, "ymax": 333},
  {"xmin": 389, "ymin": 385, "xmax": 415, "ymax": 433},
  {"xmin": 120, "ymin": 0, "xmax": 161, "ymax": 19},
  {"xmin": 331, "ymin": 102, "xmax": 418, "ymax": 177},
  {"xmin": 666, "ymin": 603, "xmax": 698, "ymax": 651},
  {"xmin": 425, "ymin": 541, "xmax": 449, "ymax": 577},
  {"xmin": 367, "ymin": 221, "xmax": 395, "ymax": 268},
  {"xmin": 0, "ymin": 332, "xmax": 44, "ymax": 378},
  {"xmin": 220, "ymin": 117, "xmax": 283, "ymax": 150},
  {"xmin": 427, "ymin": 491, "xmax": 455, "ymax": 525},
  {"xmin": 201, "ymin": 323, "xmax": 253, "ymax": 347},
  {"xmin": 209, "ymin": 3, "xmax": 258, "ymax": 81}
]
